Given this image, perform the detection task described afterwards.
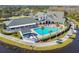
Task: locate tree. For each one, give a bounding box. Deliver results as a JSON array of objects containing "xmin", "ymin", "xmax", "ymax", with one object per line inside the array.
[
  {"xmin": 3, "ymin": 23, "xmax": 7, "ymax": 29},
  {"xmin": 41, "ymin": 25, "xmax": 45, "ymax": 39},
  {"xmin": 0, "ymin": 8, "xmax": 2, "ymax": 18},
  {"xmin": 20, "ymin": 8, "xmax": 31, "ymax": 16}
]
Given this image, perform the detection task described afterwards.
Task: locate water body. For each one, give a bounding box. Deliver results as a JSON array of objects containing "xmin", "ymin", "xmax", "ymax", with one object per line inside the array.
[{"xmin": 0, "ymin": 46, "xmax": 17, "ymax": 53}]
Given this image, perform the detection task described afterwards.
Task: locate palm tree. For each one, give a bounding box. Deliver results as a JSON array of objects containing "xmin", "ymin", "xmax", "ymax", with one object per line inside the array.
[{"xmin": 41, "ymin": 25, "xmax": 45, "ymax": 39}]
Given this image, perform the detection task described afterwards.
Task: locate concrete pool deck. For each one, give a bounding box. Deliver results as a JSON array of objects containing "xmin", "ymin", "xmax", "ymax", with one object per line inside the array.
[{"xmin": 31, "ymin": 25, "xmax": 67, "ymax": 40}]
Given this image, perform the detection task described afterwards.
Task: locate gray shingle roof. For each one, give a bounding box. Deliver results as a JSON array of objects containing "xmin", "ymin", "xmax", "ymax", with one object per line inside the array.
[
  {"xmin": 21, "ymin": 27, "xmax": 31, "ymax": 34},
  {"xmin": 6, "ymin": 17, "xmax": 36, "ymax": 27},
  {"xmin": 46, "ymin": 12, "xmax": 65, "ymax": 23}
]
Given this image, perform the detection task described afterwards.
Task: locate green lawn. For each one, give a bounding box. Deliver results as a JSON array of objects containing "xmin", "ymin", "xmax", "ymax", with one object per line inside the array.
[
  {"xmin": 68, "ymin": 17, "xmax": 79, "ymax": 27},
  {"xmin": 9, "ymin": 16, "xmax": 31, "ymax": 19},
  {"xmin": 10, "ymin": 32, "xmax": 21, "ymax": 39},
  {"xmin": 0, "ymin": 28, "xmax": 21, "ymax": 39},
  {"xmin": 0, "ymin": 18, "xmax": 6, "ymax": 23},
  {"xmin": 0, "ymin": 37, "xmax": 32, "ymax": 50}
]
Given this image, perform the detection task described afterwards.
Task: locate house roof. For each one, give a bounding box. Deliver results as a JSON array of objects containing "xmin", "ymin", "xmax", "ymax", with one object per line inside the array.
[
  {"xmin": 21, "ymin": 27, "xmax": 31, "ymax": 34},
  {"xmin": 46, "ymin": 11, "xmax": 65, "ymax": 23},
  {"xmin": 5, "ymin": 17, "xmax": 36, "ymax": 27}
]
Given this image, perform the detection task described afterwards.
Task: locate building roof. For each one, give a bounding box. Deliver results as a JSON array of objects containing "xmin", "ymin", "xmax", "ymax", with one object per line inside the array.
[
  {"xmin": 5, "ymin": 17, "xmax": 36, "ymax": 27},
  {"xmin": 21, "ymin": 27, "xmax": 31, "ymax": 34},
  {"xmin": 46, "ymin": 11, "xmax": 65, "ymax": 23}
]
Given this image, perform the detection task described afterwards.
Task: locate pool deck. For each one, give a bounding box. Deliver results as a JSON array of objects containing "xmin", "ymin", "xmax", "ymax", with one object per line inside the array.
[{"xmin": 31, "ymin": 25, "xmax": 67, "ymax": 40}]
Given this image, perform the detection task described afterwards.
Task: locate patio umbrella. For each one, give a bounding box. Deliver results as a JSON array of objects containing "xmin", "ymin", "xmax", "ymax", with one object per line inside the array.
[
  {"xmin": 25, "ymin": 34, "xmax": 30, "ymax": 38},
  {"xmin": 23, "ymin": 33, "xmax": 30, "ymax": 38}
]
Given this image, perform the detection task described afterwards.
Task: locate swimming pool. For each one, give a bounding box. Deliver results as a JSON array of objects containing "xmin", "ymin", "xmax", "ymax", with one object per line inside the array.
[{"xmin": 34, "ymin": 27, "xmax": 61, "ymax": 35}]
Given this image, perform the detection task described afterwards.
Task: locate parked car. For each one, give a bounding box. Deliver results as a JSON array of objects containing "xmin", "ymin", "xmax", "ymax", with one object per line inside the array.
[{"xmin": 56, "ymin": 39, "xmax": 63, "ymax": 44}]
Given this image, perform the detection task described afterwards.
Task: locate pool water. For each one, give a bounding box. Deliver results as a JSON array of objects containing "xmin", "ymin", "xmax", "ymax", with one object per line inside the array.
[{"xmin": 34, "ymin": 27, "xmax": 61, "ymax": 35}]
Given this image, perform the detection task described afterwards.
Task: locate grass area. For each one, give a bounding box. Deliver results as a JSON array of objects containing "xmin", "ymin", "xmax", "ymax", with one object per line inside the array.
[
  {"xmin": 0, "ymin": 33, "xmax": 76, "ymax": 51},
  {"xmin": 0, "ymin": 17, "xmax": 5, "ymax": 20},
  {"xmin": 0, "ymin": 16, "xmax": 31, "ymax": 23},
  {"xmin": 0, "ymin": 18, "xmax": 6, "ymax": 23},
  {"xmin": 0, "ymin": 37, "xmax": 32, "ymax": 50},
  {"xmin": 10, "ymin": 32, "xmax": 21, "ymax": 39},
  {"xmin": 0, "ymin": 29, "xmax": 2, "ymax": 33},
  {"xmin": 68, "ymin": 17, "xmax": 79, "ymax": 27},
  {"xmin": 0, "ymin": 28, "xmax": 21, "ymax": 39},
  {"xmin": 69, "ymin": 33, "xmax": 76, "ymax": 39},
  {"xmin": 72, "ymin": 33, "xmax": 76, "ymax": 38},
  {"xmin": 10, "ymin": 16, "xmax": 31, "ymax": 19}
]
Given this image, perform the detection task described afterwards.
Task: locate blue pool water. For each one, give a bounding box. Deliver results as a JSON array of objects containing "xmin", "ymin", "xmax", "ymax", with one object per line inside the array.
[{"xmin": 34, "ymin": 27, "xmax": 61, "ymax": 35}]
